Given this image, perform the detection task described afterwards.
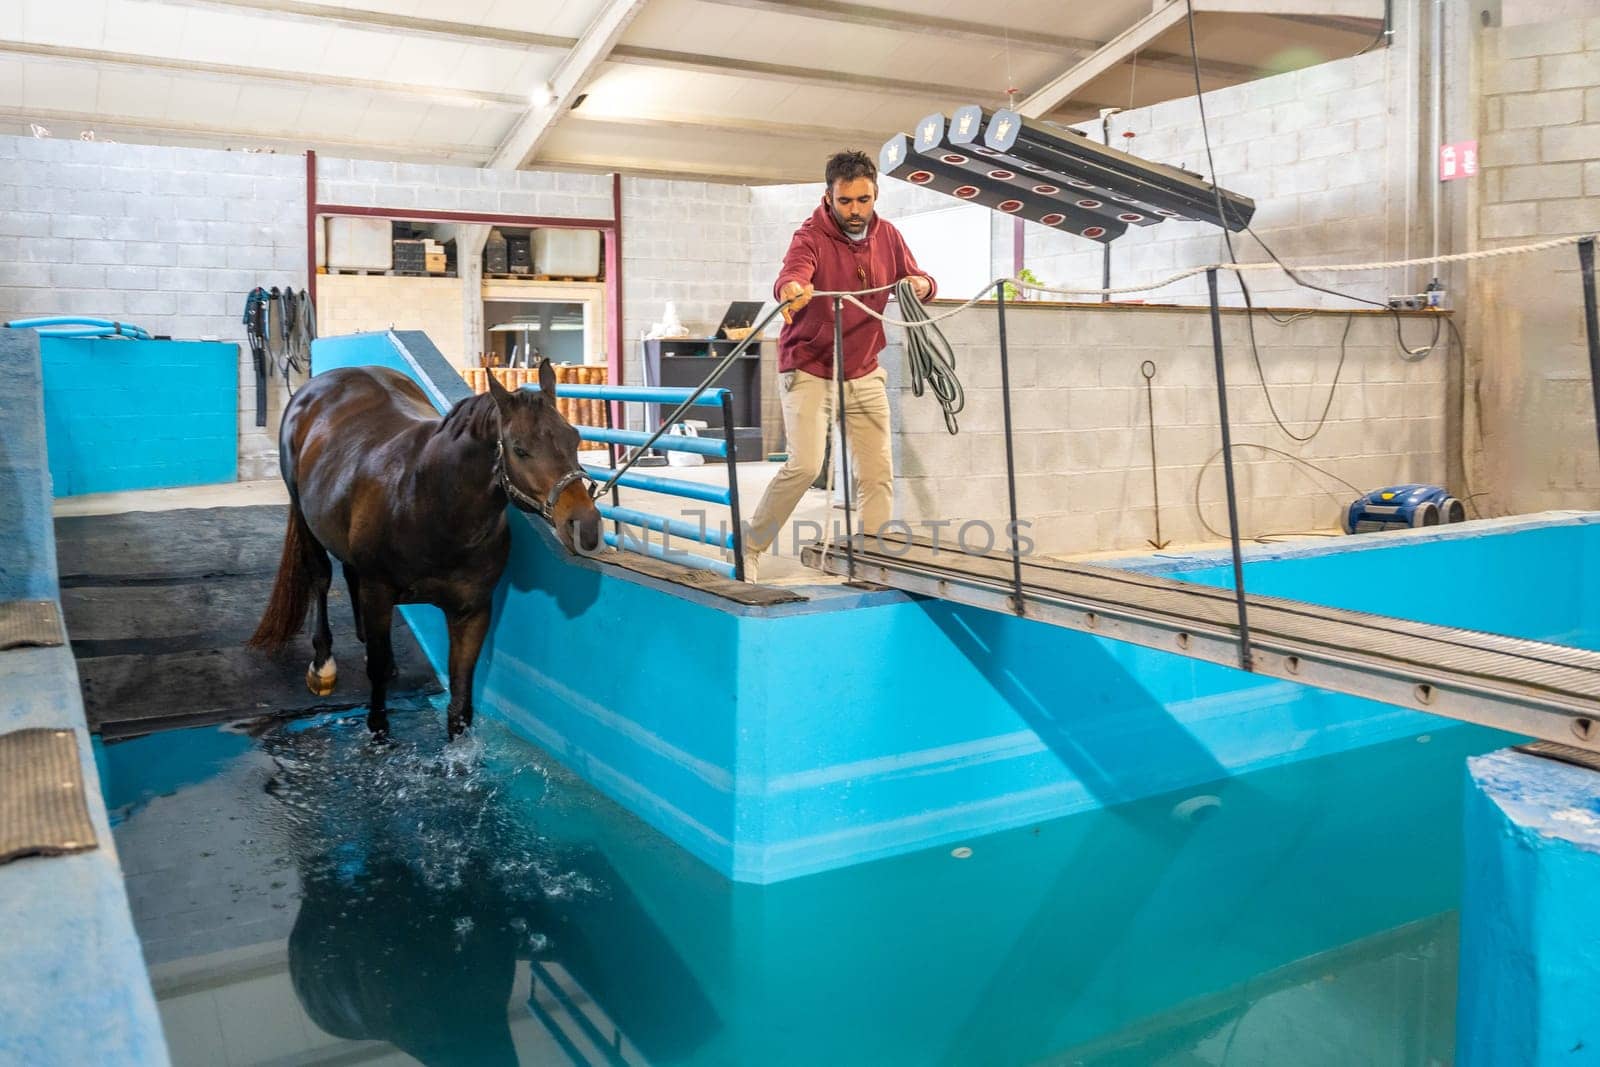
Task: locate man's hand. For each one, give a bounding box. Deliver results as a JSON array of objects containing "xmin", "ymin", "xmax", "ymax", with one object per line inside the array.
[
  {"xmin": 905, "ymin": 275, "xmax": 932, "ymax": 302},
  {"xmin": 779, "ymin": 281, "xmax": 814, "ymax": 324}
]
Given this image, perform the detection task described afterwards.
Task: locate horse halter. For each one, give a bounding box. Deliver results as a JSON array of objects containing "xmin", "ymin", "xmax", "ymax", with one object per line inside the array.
[{"xmin": 494, "ymin": 439, "xmax": 591, "ymax": 524}]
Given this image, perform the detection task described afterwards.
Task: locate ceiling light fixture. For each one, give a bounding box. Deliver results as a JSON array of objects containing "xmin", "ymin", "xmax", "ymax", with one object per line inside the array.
[{"xmin": 529, "ymin": 81, "xmax": 554, "ymax": 108}]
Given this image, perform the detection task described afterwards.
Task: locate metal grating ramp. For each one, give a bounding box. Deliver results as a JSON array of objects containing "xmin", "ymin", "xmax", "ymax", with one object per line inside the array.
[{"xmin": 801, "ymin": 534, "xmax": 1600, "ymax": 756}]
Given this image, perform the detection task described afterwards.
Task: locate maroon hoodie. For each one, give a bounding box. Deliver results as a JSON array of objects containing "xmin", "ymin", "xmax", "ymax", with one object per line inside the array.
[{"xmin": 772, "ymin": 204, "xmax": 936, "ymax": 380}]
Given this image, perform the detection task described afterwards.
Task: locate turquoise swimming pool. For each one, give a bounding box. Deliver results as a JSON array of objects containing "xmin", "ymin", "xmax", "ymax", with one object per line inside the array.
[{"xmin": 103, "ymin": 705, "xmax": 1512, "ymax": 1065}]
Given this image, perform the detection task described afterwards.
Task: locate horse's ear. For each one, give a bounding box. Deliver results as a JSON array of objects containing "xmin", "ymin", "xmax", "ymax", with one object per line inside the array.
[
  {"xmin": 537, "ymin": 358, "xmax": 558, "ymax": 406},
  {"xmin": 486, "ymin": 369, "xmax": 511, "ymax": 403}
]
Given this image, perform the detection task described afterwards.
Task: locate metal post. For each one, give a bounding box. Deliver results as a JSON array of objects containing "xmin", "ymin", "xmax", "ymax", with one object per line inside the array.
[
  {"xmin": 1207, "ymin": 269, "xmax": 1254, "ymax": 672},
  {"xmin": 1141, "ymin": 360, "xmax": 1168, "ymax": 549},
  {"xmin": 833, "ymin": 297, "xmax": 856, "ymax": 581},
  {"xmin": 1582, "ymin": 238, "xmax": 1600, "ymax": 473},
  {"xmin": 996, "ymin": 287, "xmax": 1025, "ymax": 613},
  {"xmin": 601, "ymin": 391, "xmax": 622, "ymax": 542},
  {"xmin": 721, "ymin": 391, "xmax": 746, "ymax": 581}
]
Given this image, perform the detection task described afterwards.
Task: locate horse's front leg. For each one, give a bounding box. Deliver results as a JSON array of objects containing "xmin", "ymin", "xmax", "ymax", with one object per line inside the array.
[
  {"xmin": 360, "ymin": 583, "xmax": 397, "ymax": 739},
  {"xmin": 445, "ymin": 608, "xmax": 491, "ymax": 740}
]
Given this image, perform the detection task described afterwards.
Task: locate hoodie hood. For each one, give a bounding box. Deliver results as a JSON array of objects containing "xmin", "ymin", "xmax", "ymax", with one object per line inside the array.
[{"xmin": 804, "ymin": 202, "xmax": 881, "ymax": 247}]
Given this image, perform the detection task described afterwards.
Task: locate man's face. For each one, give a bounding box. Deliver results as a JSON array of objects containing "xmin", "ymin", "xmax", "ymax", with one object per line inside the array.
[{"xmin": 827, "ymin": 177, "xmax": 876, "ymax": 236}]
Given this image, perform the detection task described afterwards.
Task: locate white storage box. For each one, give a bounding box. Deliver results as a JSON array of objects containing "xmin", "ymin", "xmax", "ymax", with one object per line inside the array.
[
  {"xmin": 532, "ymin": 228, "xmax": 601, "ymax": 278},
  {"xmin": 326, "ymin": 217, "xmax": 392, "ymax": 271}
]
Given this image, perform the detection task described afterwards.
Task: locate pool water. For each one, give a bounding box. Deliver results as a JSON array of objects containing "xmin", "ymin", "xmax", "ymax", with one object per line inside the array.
[{"xmin": 103, "ymin": 706, "xmax": 1509, "ymax": 1066}]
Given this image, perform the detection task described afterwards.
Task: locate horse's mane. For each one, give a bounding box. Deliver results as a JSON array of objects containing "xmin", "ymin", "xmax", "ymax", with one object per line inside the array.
[{"xmin": 438, "ymin": 391, "xmax": 501, "ymax": 441}]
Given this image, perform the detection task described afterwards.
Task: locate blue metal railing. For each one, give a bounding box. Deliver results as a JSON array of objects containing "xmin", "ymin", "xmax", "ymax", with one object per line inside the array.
[
  {"xmin": 513, "ymin": 381, "xmax": 746, "ymax": 580},
  {"xmin": 4, "ymin": 317, "xmax": 153, "ymax": 340}
]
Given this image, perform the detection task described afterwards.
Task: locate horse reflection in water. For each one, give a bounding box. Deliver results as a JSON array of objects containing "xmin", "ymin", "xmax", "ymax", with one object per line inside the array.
[{"xmin": 262, "ymin": 717, "xmax": 718, "ymax": 1066}]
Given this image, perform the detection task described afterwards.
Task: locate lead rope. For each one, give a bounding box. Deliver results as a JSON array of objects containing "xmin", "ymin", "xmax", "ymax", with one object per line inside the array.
[{"xmin": 816, "ymin": 280, "xmax": 962, "ymax": 576}]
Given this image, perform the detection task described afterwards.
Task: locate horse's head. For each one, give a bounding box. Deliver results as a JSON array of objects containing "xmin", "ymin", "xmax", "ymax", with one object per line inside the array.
[{"xmin": 486, "ymin": 360, "xmax": 602, "ymax": 553}]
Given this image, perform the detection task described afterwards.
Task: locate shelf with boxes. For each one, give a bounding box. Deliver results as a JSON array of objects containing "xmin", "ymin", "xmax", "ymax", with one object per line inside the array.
[
  {"xmin": 644, "ymin": 337, "xmax": 765, "ymax": 462},
  {"xmin": 484, "ymin": 226, "xmax": 603, "ymax": 281},
  {"xmin": 320, "ymin": 217, "xmax": 457, "ymax": 276}
]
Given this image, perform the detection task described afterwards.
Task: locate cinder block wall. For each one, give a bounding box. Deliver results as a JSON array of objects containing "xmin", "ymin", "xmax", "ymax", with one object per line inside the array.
[
  {"xmin": 884, "ymin": 305, "xmax": 1448, "ymax": 556},
  {"xmin": 620, "ymin": 177, "xmax": 753, "ymax": 394},
  {"xmin": 0, "ymin": 137, "xmax": 305, "ymax": 482},
  {"xmin": 0, "ymin": 137, "xmax": 762, "ymax": 475},
  {"xmin": 1469, "ymin": 14, "xmax": 1600, "ymax": 515},
  {"xmin": 1023, "ymin": 49, "xmax": 1403, "ymax": 307},
  {"xmin": 315, "ymin": 274, "xmax": 466, "ymax": 369}
]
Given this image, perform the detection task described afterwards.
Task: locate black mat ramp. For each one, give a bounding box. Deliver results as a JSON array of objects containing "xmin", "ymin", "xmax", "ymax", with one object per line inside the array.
[{"xmin": 55, "ymin": 505, "xmax": 442, "ymax": 735}]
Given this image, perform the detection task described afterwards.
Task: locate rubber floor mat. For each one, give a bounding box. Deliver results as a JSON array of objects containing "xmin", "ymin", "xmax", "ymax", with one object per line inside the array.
[
  {"xmin": 0, "ymin": 727, "xmax": 98, "ymax": 865},
  {"xmin": 0, "ymin": 599, "xmax": 63, "ymax": 650},
  {"xmin": 55, "ymin": 506, "xmax": 442, "ymax": 734}
]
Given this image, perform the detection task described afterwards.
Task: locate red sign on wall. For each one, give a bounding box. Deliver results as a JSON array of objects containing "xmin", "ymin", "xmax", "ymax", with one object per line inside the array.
[{"xmin": 1439, "ymin": 140, "xmax": 1479, "ymax": 181}]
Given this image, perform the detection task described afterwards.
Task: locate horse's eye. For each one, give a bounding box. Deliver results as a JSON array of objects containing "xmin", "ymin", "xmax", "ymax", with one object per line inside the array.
[{"xmin": 513, "ymin": 446, "xmax": 530, "ymax": 460}]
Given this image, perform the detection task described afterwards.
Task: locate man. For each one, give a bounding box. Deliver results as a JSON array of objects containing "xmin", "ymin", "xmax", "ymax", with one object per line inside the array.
[{"xmin": 745, "ymin": 150, "xmax": 936, "ymax": 580}]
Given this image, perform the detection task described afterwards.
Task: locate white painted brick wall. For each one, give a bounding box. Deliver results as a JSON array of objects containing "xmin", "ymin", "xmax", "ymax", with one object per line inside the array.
[
  {"xmin": 881, "ymin": 305, "xmax": 1448, "ymax": 556},
  {"xmin": 1469, "ymin": 14, "xmax": 1600, "ymax": 514},
  {"xmin": 0, "ymin": 136, "xmax": 307, "ymax": 482},
  {"xmin": 1017, "ymin": 50, "xmax": 1402, "ymax": 309}
]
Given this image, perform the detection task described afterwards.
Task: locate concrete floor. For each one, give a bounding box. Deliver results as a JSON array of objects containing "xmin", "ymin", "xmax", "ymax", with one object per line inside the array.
[
  {"xmin": 50, "ymin": 459, "xmax": 846, "ymax": 586},
  {"xmin": 53, "ymin": 465, "xmax": 1338, "ymax": 587}
]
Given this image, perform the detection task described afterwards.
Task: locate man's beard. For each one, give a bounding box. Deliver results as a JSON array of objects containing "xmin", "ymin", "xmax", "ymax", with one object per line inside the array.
[{"xmin": 832, "ymin": 207, "xmax": 871, "ymax": 233}]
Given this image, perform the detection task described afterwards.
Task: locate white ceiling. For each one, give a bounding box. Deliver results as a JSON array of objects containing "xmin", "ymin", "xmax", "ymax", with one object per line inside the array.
[{"xmin": 0, "ymin": 0, "xmax": 1384, "ymax": 181}]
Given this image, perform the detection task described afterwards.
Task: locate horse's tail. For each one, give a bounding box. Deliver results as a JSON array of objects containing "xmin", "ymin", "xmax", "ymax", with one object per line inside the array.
[{"xmin": 249, "ymin": 498, "xmax": 317, "ymax": 651}]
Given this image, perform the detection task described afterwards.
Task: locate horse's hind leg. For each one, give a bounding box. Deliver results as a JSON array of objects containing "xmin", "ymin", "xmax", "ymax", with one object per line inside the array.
[
  {"xmin": 305, "ymin": 541, "xmax": 338, "ymax": 697},
  {"xmin": 360, "ymin": 583, "xmax": 397, "ymax": 739},
  {"xmin": 444, "ymin": 608, "xmax": 491, "ymax": 740},
  {"xmin": 343, "ymin": 563, "xmax": 365, "ymax": 644}
]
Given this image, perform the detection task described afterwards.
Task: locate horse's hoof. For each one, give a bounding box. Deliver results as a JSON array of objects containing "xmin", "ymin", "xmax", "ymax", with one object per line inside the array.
[{"xmin": 306, "ymin": 657, "xmax": 337, "ymax": 697}]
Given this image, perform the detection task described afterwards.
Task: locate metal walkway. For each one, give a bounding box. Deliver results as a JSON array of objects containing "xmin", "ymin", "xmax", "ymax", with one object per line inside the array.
[{"xmin": 801, "ymin": 534, "xmax": 1600, "ymax": 756}]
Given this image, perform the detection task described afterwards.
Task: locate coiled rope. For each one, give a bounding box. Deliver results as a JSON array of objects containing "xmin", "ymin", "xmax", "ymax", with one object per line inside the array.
[{"xmin": 892, "ymin": 278, "xmax": 965, "ymax": 434}]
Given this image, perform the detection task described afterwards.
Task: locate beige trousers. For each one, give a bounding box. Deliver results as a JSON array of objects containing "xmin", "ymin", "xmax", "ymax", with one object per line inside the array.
[{"xmin": 747, "ymin": 366, "xmax": 893, "ymax": 555}]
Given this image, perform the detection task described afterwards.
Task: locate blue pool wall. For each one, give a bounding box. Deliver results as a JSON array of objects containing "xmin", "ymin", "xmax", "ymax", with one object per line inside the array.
[
  {"xmin": 0, "ymin": 327, "xmax": 170, "ymax": 1065},
  {"xmin": 39, "ymin": 334, "xmax": 239, "ymax": 496},
  {"xmin": 1111, "ymin": 512, "xmax": 1600, "ymax": 648},
  {"xmin": 312, "ymin": 331, "xmax": 1548, "ymax": 885},
  {"xmin": 1461, "ymin": 750, "xmax": 1600, "ymax": 1065}
]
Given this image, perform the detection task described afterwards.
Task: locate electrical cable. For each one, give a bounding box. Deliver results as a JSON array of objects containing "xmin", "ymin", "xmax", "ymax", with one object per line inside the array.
[
  {"xmin": 1191, "ymin": 443, "xmax": 1366, "ymax": 543},
  {"xmin": 894, "ymin": 278, "xmax": 965, "ymax": 434},
  {"xmin": 1182, "ymin": 0, "xmax": 1444, "ymax": 457}
]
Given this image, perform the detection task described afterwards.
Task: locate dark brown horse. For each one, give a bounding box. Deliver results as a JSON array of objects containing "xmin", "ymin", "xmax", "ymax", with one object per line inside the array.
[{"xmin": 249, "ymin": 359, "xmax": 600, "ymax": 739}]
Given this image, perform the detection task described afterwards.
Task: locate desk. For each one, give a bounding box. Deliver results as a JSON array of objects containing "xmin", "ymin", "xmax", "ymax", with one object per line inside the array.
[{"xmin": 643, "ymin": 338, "xmax": 765, "ymax": 460}]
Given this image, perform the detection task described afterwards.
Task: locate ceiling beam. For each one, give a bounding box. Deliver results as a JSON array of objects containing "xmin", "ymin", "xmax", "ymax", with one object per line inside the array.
[
  {"xmin": 0, "ymin": 40, "xmax": 525, "ymax": 110},
  {"xmin": 130, "ymin": 0, "xmax": 575, "ymax": 51},
  {"xmin": 565, "ymin": 109, "xmax": 887, "ymax": 148},
  {"xmin": 609, "ymin": 46, "xmax": 998, "ymax": 102},
  {"xmin": 1195, "ymin": 0, "xmax": 1380, "ymax": 18},
  {"xmin": 693, "ymin": 0, "xmax": 1101, "ymax": 53},
  {"xmin": 0, "ymin": 105, "xmax": 491, "ymax": 162},
  {"xmin": 1018, "ymin": 2, "xmax": 1191, "ymax": 118},
  {"xmin": 489, "ymin": 0, "xmax": 648, "ymax": 169},
  {"xmin": 535, "ymin": 150, "xmax": 810, "ymax": 185},
  {"xmin": 1258, "ymin": 12, "xmax": 1386, "ymax": 36}
]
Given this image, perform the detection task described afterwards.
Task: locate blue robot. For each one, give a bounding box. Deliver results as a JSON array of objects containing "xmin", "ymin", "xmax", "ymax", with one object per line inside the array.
[{"xmin": 1343, "ymin": 484, "xmax": 1466, "ymax": 534}]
